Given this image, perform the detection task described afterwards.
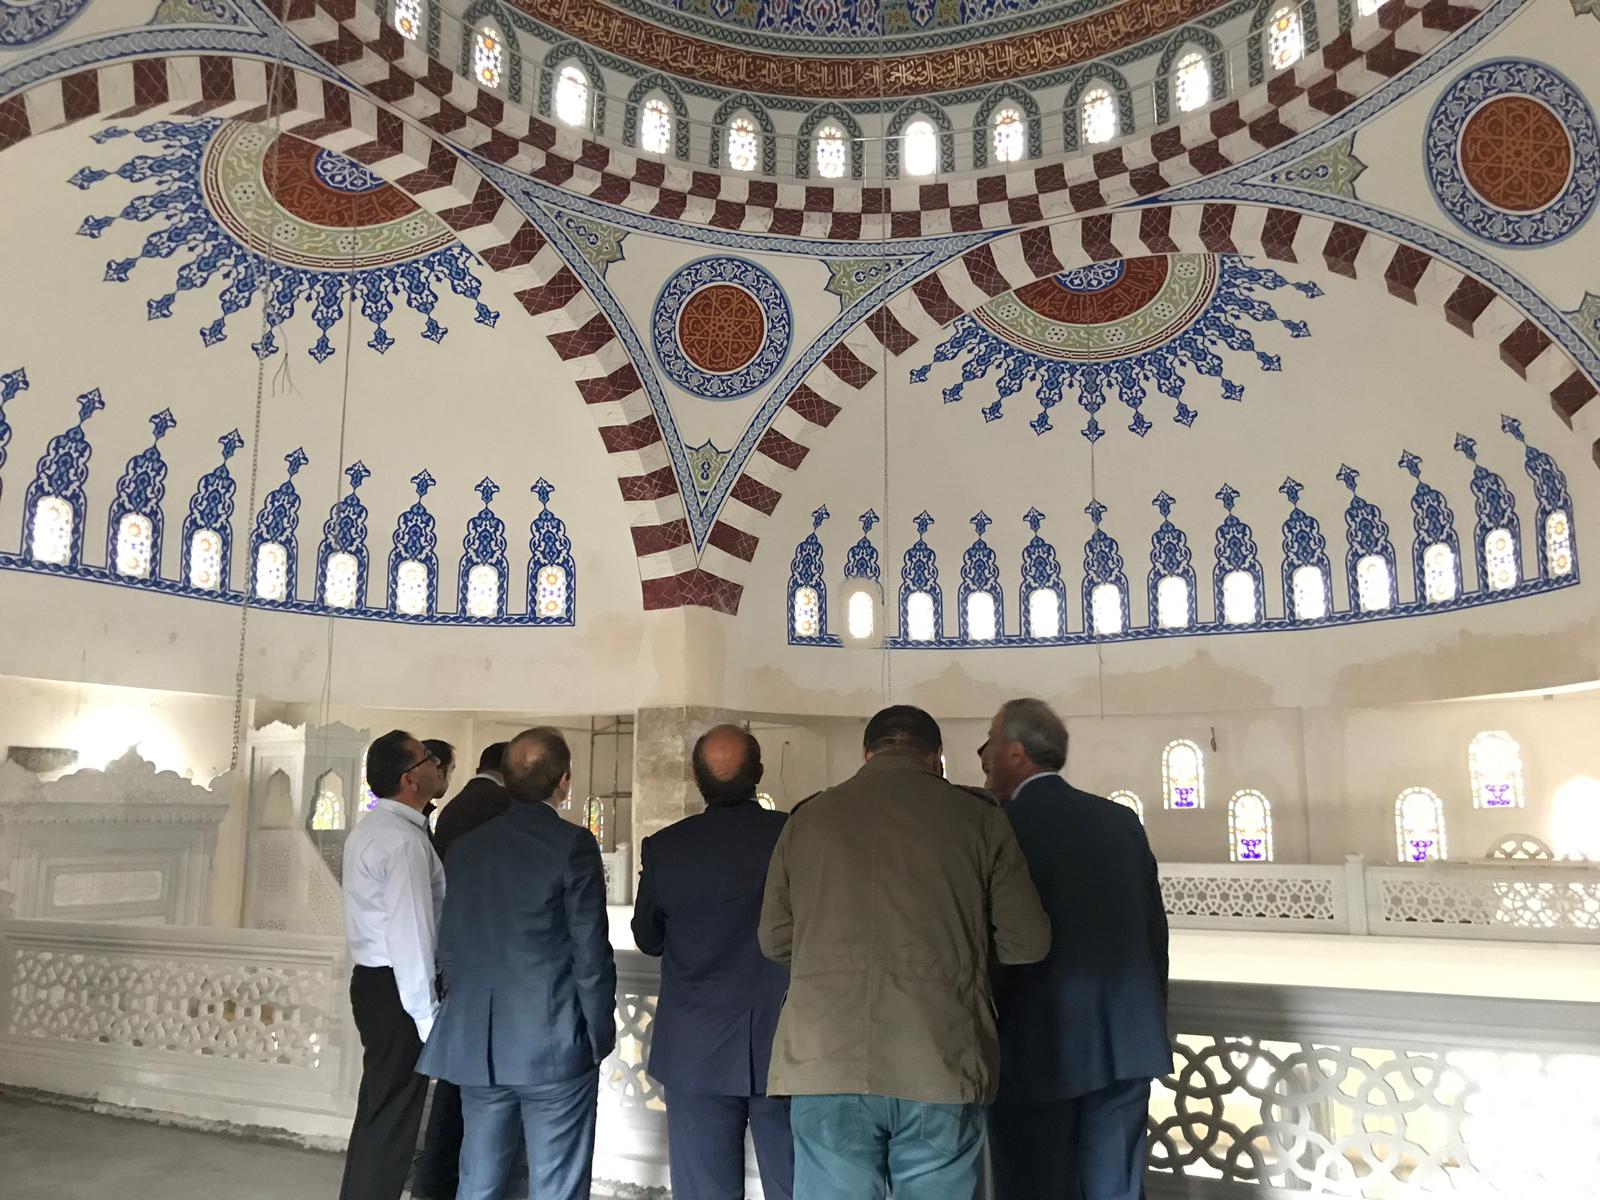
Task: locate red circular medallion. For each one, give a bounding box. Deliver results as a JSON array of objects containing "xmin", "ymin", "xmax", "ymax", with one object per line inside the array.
[
  {"xmin": 677, "ymin": 284, "xmax": 766, "ymax": 373},
  {"xmin": 1012, "ymin": 256, "xmax": 1171, "ymax": 325},
  {"xmin": 1459, "ymin": 96, "xmax": 1572, "ymax": 213},
  {"xmin": 261, "ymin": 133, "xmax": 420, "ymax": 228}
]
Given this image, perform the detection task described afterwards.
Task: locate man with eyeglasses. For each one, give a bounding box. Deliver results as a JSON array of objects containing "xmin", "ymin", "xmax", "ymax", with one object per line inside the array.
[{"xmin": 340, "ymin": 730, "xmax": 447, "ymax": 1200}]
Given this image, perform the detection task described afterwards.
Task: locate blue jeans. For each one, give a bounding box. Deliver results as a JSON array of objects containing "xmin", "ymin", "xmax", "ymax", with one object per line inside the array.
[
  {"xmin": 790, "ymin": 1093, "xmax": 985, "ymax": 1200},
  {"xmin": 457, "ymin": 1070, "xmax": 598, "ymax": 1200}
]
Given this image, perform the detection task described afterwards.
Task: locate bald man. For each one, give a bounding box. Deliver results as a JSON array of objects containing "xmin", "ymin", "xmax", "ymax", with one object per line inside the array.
[
  {"xmin": 419, "ymin": 728, "xmax": 616, "ymax": 1200},
  {"xmin": 631, "ymin": 725, "xmax": 794, "ymax": 1200}
]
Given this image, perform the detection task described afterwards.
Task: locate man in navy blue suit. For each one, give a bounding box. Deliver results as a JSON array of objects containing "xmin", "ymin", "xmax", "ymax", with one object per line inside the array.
[
  {"xmin": 980, "ymin": 699, "xmax": 1170, "ymax": 1200},
  {"xmin": 631, "ymin": 724, "xmax": 793, "ymax": 1200},
  {"xmin": 417, "ymin": 727, "xmax": 616, "ymax": 1200}
]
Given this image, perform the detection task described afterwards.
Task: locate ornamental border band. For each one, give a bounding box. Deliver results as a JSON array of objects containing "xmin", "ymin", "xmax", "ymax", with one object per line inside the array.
[{"xmin": 341, "ymin": 699, "xmax": 1167, "ymax": 1200}]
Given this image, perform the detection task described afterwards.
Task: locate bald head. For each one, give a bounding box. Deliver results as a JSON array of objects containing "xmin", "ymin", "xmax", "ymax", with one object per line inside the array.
[
  {"xmin": 503, "ymin": 727, "xmax": 572, "ymax": 805},
  {"xmin": 692, "ymin": 724, "xmax": 763, "ymax": 807}
]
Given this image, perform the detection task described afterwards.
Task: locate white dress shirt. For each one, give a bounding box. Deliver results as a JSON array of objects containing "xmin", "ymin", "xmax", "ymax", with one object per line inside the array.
[
  {"xmin": 1011, "ymin": 771, "xmax": 1060, "ymax": 802},
  {"xmin": 342, "ymin": 798, "xmax": 446, "ymax": 1041}
]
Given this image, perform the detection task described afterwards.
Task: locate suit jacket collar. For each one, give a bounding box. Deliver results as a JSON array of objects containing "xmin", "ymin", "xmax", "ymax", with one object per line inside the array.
[
  {"xmin": 1011, "ymin": 773, "xmax": 1070, "ymax": 804},
  {"xmin": 704, "ymin": 797, "xmax": 762, "ymax": 813}
]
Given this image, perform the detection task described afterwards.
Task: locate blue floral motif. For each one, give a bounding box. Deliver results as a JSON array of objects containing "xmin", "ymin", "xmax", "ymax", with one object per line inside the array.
[
  {"xmin": 181, "ymin": 429, "xmax": 243, "ymax": 588},
  {"xmin": 1336, "ymin": 464, "xmax": 1397, "ymax": 610},
  {"xmin": 1455, "ymin": 433, "xmax": 1521, "ymax": 588},
  {"xmin": 1056, "ymin": 261, "xmax": 1126, "ymax": 292},
  {"xmin": 457, "ymin": 478, "xmax": 509, "ymax": 620},
  {"xmin": 1148, "ymin": 491, "xmax": 1196, "ymax": 630},
  {"xmin": 1400, "ymin": 451, "xmax": 1461, "ymax": 602},
  {"xmin": 388, "ymin": 470, "xmax": 439, "ymax": 616},
  {"xmin": 252, "ymin": 448, "xmax": 308, "ymax": 601},
  {"xmin": 651, "ymin": 256, "xmax": 792, "ymax": 399},
  {"xmin": 312, "ymin": 149, "xmax": 387, "ymax": 194},
  {"xmin": 1213, "ymin": 484, "xmax": 1265, "ymax": 625},
  {"xmin": 1280, "ymin": 477, "xmax": 1332, "ymax": 621},
  {"xmin": 844, "ymin": 509, "xmax": 881, "ymax": 582},
  {"xmin": 0, "ymin": 0, "xmax": 90, "ymax": 47},
  {"xmin": 105, "ymin": 409, "xmax": 177, "ymax": 573},
  {"xmin": 897, "ymin": 511, "xmax": 942, "ymax": 640},
  {"xmin": 1502, "ymin": 415, "xmax": 1577, "ymax": 578},
  {"xmin": 1081, "ymin": 500, "xmax": 1129, "ymax": 633},
  {"xmin": 316, "ymin": 462, "xmax": 372, "ymax": 608},
  {"xmin": 21, "ymin": 389, "xmax": 103, "ymax": 566},
  {"xmin": 787, "ymin": 505, "xmax": 836, "ymax": 644},
  {"xmin": 0, "ymin": 367, "xmax": 28, "ymax": 490},
  {"xmin": 1424, "ymin": 60, "xmax": 1600, "ymax": 248},
  {"xmin": 1019, "ymin": 507, "xmax": 1065, "ymax": 639},
  {"xmin": 958, "ymin": 511, "xmax": 1003, "ymax": 639},
  {"xmin": 528, "ymin": 478, "xmax": 577, "ymax": 626}
]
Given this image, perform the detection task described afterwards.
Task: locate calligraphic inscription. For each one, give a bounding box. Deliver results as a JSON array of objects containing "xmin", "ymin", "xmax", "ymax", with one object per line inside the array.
[
  {"xmin": 1460, "ymin": 96, "xmax": 1572, "ymax": 213},
  {"xmin": 516, "ymin": 0, "xmax": 1224, "ymax": 97}
]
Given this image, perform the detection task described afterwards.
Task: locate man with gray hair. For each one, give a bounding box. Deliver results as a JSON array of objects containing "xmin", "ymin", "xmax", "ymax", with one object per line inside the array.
[{"xmin": 979, "ymin": 698, "xmax": 1170, "ymax": 1200}]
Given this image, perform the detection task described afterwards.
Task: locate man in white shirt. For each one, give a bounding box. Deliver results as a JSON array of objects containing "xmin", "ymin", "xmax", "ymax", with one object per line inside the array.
[{"xmin": 340, "ymin": 730, "xmax": 447, "ymax": 1200}]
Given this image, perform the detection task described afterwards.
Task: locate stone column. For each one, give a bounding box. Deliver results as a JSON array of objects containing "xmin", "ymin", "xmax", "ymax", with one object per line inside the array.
[{"xmin": 631, "ymin": 705, "xmax": 741, "ymax": 846}]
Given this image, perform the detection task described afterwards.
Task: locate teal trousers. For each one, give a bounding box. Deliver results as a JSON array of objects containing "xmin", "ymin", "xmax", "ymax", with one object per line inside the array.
[{"xmin": 790, "ymin": 1093, "xmax": 985, "ymax": 1200}]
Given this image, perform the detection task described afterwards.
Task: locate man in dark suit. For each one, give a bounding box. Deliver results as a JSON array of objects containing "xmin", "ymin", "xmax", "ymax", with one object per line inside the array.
[
  {"xmin": 980, "ymin": 698, "xmax": 1170, "ymax": 1200},
  {"xmin": 416, "ymin": 728, "xmax": 616, "ymax": 1200},
  {"xmin": 412, "ymin": 740, "xmax": 511, "ymax": 1200},
  {"xmin": 631, "ymin": 725, "xmax": 793, "ymax": 1200}
]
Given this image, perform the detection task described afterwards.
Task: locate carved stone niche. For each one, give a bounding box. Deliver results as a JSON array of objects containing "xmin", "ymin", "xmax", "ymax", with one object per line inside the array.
[{"xmin": 0, "ymin": 750, "xmax": 233, "ymax": 925}]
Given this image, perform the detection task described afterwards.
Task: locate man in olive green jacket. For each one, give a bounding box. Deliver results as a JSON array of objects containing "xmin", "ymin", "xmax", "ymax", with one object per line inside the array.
[{"xmin": 758, "ymin": 705, "xmax": 1051, "ymax": 1200}]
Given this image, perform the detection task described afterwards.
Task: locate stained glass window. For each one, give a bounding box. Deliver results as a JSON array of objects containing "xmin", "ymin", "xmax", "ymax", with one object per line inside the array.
[
  {"xmin": 1267, "ymin": 7, "xmax": 1304, "ymax": 73},
  {"xmin": 793, "ymin": 585, "xmax": 821, "ymax": 638},
  {"xmin": 1028, "ymin": 587, "xmax": 1061, "ymax": 639},
  {"xmin": 1423, "ymin": 542, "xmax": 1458, "ymax": 603},
  {"xmin": 1090, "ymin": 583, "xmax": 1123, "ymax": 635},
  {"xmin": 189, "ymin": 529, "xmax": 223, "ymax": 591},
  {"xmin": 310, "ymin": 772, "xmax": 346, "ymax": 832},
  {"xmin": 1175, "ymin": 50, "xmax": 1210, "ymax": 114},
  {"xmin": 1551, "ymin": 775, "xmax": 1600, "ymax": 861},
  {"xmin": 727, "ymin": 116, "xmax": 759, "ymax": 172},
  {"xmin": 905, "ymin": 591, "xmax": 936, "ymax": 642},
  {"xmin": 115, "ymin": 513, "xmax": 153, "ymax": 578},
  {"xmin": 395, "ymin": 559, "xmax": 429, "ymax": 616},
  {"xmin": 992, "ymin": 106, "xmax": 1025, "ymax": 163},
  {"xmin": 1163, "ymin": 739, "xmax": 1204, "ymax": 810},
  {"xmin": 1469, "ymin": 730, "xmax": 1524, "ymax": 809},
  {"xmin": 1396, "ymin": 787, "xmax": 1446, "ymax": 862},
  {"xmin": 903, "ymin": 119, "xmax": 937, "ymax": 177},
  {"xmin": 473, "ymin": 26, "xmax": 503, "ymax": 89},
  {"xmin": 31, "ymin": 496, "xmax": 73, "ymax": 566},
  {"xmin": 360, "ymin": 780, "xmax": 380, "ymax": 816},
  {"xmin": 847, "ymin": 589, "xmax": 875, "ymax": 640},
  {"xmin": 1545, "ymin": 510, "xmax": 1573, "ymax": 577},
  {"xmin": 1229, "ymin": 790, "xmax": 1273, "ymax": 861},
  {"xmin": 555, "ymin": 64, "xmax": 589, "ymax": 127},
  {"xmin": 393, "ymin": 0, "xmax": 421, "ymax": 40},
  {"xmin": 816, "ymin": 123, "xmax": 847, "ymax": 179},
  {"xmin": 255, "ymin": 541, "xmax": 288, "ymax": 602},
  {"xmin": 1082, "ymin": 87, "xmax": 1117, "ymax": 145},
  {"xmin": 1484, "ymin": 526, "xmax": 1518, "ymax": 591},
  {"xmin": 966, "ymin": 592, "xmax": 997, "ymax": 641},
  {"xmin": 1355, "ymin": 554, "xmax": 1392, "ymax": 613},
  {"xmin": 1109, "ymin": 790, "xmax": 1144, "ymax": 823},
  {"xmin": 1291, "ymin": 564, "xmax": 1327, "ymax": 620},
  {"xmin": 1357, "ymin": 0, "xmax": 1384, "ymax": 14},
  {"xmin": 641, "ymin": 97, "xmax": 673, "ymax": 155},
  {"xmin": 756, "ymin": 792, "xmax": 777, "ymax": 811},
  {"xmin": 324, "ymin": 551, "xmax": 359, "ymax": 609},
  {"xmin": 536, "ymin": 564, "xmax": 568, "ymax": 619},
  {"xmin": 1221, "ymin": 569, "xmax": 1257, "ymax": 625},
  {"xmin": 1156, "ymin": 575, "xmax": 1190, "ymax": 629},
  {"xmin": 466, "ymin": 564, "xmax": 500, "ymax": 618}
]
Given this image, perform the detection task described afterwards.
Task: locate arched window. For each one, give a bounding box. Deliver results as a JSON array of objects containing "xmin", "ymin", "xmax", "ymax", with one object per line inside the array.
[
  {"xmin": 1109, "ymin": 790, "xmax": 1145, "ymax": 823},
  {"xmin": 1545, "ymin": 510, "xmax": 1574, "ymax": 577},
  {"xmin": 1484, "ymin": 526, "xmax": 1518, "ymax": 591},
  {"xmin": 553, "ymin": 64, "xmax": 590, "ymax": 128},
  {"xmin": 1469, "ymin": 730, "xmax": 1524, "ymax": 809},
  {"xmin": 1081, "ymin": 86, "xmax": 1117, "ymax": 145},
  {"xmin": 726, "ymin": 116, "xmax": 760, "ymax": 172},
  {"xmin": 189, "ymin": 529, "xmax": 224, "ymax": 591},
  {"xmin": 1290, "ymin": 563, "xmax": 1328, "ymax": 620},
  {"xmin": 1422, "ymin": 542, "xmax": 1458, "ymax": 603},
  {"xmin": 1266, "ymin": 6, "xmax": 1304, "ymax": 72},
  {"xmin": 393, "ymin": 0, "xmax": 421, "ymax": 40},
  {"xmin": 992, "ymin": 106, "xmax": 1026, "ymax": 163},
  {"xmin": 473, "ymin": 26, "xmax": 504, "ymax": 89},
  {"xmin": 903, "ymin": 119, "xmax": 938, "ymax": 176},
  {"xmin": 30, "ymin": 496, "xmax": 73, "ymax": 566},
  {"xmin": 1396, "ymin": 787, "xmax": 1446, "ymax": 862},
  {"xmin": 1163, "ymin": 739, "xmax": 1204, "ymax": 810},
  {"xmin": 815, "ymin": 123, "xmax": 847, "ymax": 179},
  {"xmin": 1355, "ymin": 554, "xmax": 1392, "ymax": 613},
  {"xmin": 324, "ymin": 551, "xmax": 359, "ymax": 609},
  {"xmin": 115, "ymin": 513, "xmax": 154, "ymax": 578},
  {"xmin": 1156, "ymin": 575, "xmax": 1190, "ymax": 630},
  {"xmin": 1027, "ymin": 588, "xmax": 1062, "ymax": 639},
  {"xmin": 309, "ymin": 771, "xmax": 347, "ymax": 832},
  {"xmin": 792, "ymin": 586, "xmax": 821, "ymax": 638},
  {"xmin": 1175, "ymin": 50, "xmax": 1211, "ymax": 114},
  {"xmin": 535, "ymin": 565, "xmax": 569, "ymax": 620},
  {"xmin": 847, "ymin": 589, "xmax": 875, "ymax": 640},
  {"xmin": 965, "ymin": 592, "xmax": 997, "ymax": 641},
  {"xmin": 255, "ymin": 541, "xmax": 289, "ymax": 601},
  {"xmin": 905, "ymin": 591, "xmax": 936, "ymax": 641},
  {"xmin": 1221, "ymin": 569, "xmax": 1258, "ymax": 625},
  {"xmin": 465, "ymin": 563, "xmax": 500, "ymax": 618},
  {"xmin": 394, "ymin": 559, "xmax": 429, "ymax": 616},
  {"xmin": 640, "ymin": 96, "xmax": 673, "ymax": 155},
  {"xmin": 1090, "ymin": 582, "xmax": 1124, "ymax": 636},
  {"xmin": 1552, "ymin": 776, "xmax": 1600, "ymax": 861},
  {"xmin": 1229, "ymin": 790, "xmax": 1274, "ymax": 861}
]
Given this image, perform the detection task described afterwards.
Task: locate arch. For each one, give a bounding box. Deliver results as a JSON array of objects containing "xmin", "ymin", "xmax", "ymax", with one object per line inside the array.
[
  {"xmin": 884, "ymin": 101, "xmax": 955, "ymax": 178},
  {"xmin": 537, "ymin": 40, "xmax": 606, "ymax": 131},
  {"xmin": 971, "ymin": 85, "xmax": 1042, "ymax": 171},
  {"xmin": 308, "ymin": 770, "xmax": 348, "ymax": 832},
  {"xmin": 623, "ymin": 74, "xmax": 690, "ymax": 161},
  {"xmin": 459, "ymin": 2, "xmax": 520, "ymax": 100},
  {"xmin": 1154, "ymin": 27, "xmax": 1227, "ymax": 125},
  {"xmin": 1109, "ymin": 790, "xmax": 1145, "ymax": 823},
  {"xmin": 1229, "ymin": 790, "xmax": 1274, "ymax": 861},
  {"xmin": 1163, "ymin": 739, "xmax": 1205, "ymax": 810},
  {"xmin": 709, "ymin": 93, "xmax": 776, "ymax": 175},
  {"xmin": 260, "ymin": 768, "xmax": 295, "ymax": 829},
  {"xmin": 1061, "ymin": 64, "xmax": 1136, "ymax": 153},
  {"xmin": 796, "ymin": 103, "xmax": 864, "ymax": 181},
  {"xmin": 1248, "ymin": 0, "xmax": 1321, "ymax": 88},
  {"xmin": 1468, "ymin": 730, "xmax": 1525, "ymax": 810},
  {"xmin": 1486, "ymin": 833, "xmax": 1552, "ymax": 861},
  {"xmin": 1396, "ymin": 787, "xmax": 1446, "ymax": 862}
]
